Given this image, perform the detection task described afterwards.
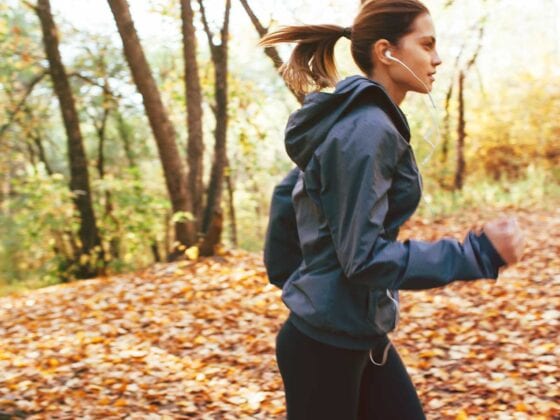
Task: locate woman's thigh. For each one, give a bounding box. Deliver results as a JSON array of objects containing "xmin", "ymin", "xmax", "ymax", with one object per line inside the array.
[
  {"xmin": 357, "ymin": 344, "xmax": 426, "ymax": 420},
  {"xmin": 275, "ymin": 319, "xmax": 369, "ymax": 420}
]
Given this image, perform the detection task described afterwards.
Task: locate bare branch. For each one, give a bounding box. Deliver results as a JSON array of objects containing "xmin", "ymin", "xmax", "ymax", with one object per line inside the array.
[
  {"xmin": 21, "ymin": 0, "xmax": 37, "ymax": 12},
  {"xmin": 238, "ymin": 0, "xmax": 267, "ymax": 37},
  {"xmin": 0, "ymin": 70, "xmax": 48, "ymax": 140},
  {"xmin": 465, "ymin": 22, "xmax": 485, "ymax": 72},
  {"xmin": 221, "ymin": 0, "xmax": 232, "ymax": 46},
  {"xmin": 67, "ymin": 71, "xmax": 124, "ymax": 99},
  {"xmin": 237, "ymin": 0, "xmax": 304, "ymax": 103},
  {"xmin": 197, "ymin": 0, "xmax": 216, "ymax": 52}
]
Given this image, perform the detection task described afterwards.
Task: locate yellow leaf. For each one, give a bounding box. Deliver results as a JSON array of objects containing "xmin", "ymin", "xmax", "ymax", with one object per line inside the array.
[
  {"xmin": 456, "ymin": 410, "xmax": 469, "ymax": 420},
  {"xmin": 419, "ymin": 349, "xmax": 435, "ymax": 358},
  {"xmin": 99, "ymin": 397, "xmax": 111, "ymax": 405},
  {"xmin": 515, "ymin": 402, "xmax": 528, "ymax": 412},
  {"xmin": 185, "ymin": 246, "xmax": 199, "ymax": 261},
  {"xmin": 215, "ymin": 243, "xmax": 227, "ymax": 256}
]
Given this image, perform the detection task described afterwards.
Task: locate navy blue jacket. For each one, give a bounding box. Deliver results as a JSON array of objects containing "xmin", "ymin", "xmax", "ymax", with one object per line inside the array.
[{"xmin": 264, "ymin": 75, "xmax": 505, "ymax": 350}]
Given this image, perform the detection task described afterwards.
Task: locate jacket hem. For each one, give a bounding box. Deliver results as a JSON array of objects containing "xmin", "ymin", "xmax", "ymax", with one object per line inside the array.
[{"xmin": 287, "ymin": 311, "xmax": 389, "ymax": 351}]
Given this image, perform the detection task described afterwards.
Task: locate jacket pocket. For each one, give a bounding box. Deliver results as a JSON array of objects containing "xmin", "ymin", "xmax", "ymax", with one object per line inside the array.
[{"xmin": 367, "ymin": 289, "xmax": 399, "ymax": 334}]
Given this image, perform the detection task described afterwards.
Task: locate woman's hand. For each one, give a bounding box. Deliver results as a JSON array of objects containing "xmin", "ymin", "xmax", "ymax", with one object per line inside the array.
[{"xmin": 482, "ymin": 217, "xmax": 525, "ymax": 266}]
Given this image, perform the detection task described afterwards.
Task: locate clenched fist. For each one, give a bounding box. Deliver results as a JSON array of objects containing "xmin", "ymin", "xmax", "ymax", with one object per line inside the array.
[{"xmin": 482, "ymin": 217, "xmax": 525, "ymax": 266}]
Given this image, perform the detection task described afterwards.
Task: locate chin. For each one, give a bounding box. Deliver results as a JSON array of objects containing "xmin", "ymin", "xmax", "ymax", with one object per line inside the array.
[
  {"xmin": 421, "ymin": 81, "xmax": 433, "ymax": 93},
  {"xmin": 410, "ymin": 85, "xmax": 431, "ymax": 94}
]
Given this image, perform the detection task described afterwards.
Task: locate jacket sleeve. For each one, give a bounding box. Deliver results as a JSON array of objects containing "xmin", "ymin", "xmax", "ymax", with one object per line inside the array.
[
  {"xmin": 263, "ymin": 167, "xmax": 303, "ymax": 289},
  {"xmin": 316, "ymin": 121, "xmax": 505, "ymax": 290}
]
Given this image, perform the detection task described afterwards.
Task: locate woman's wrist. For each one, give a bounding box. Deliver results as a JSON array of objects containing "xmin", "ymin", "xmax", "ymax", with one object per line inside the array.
[{"xmin": 477, "ymin": 230, "xmax": 507, "ymax": 269}]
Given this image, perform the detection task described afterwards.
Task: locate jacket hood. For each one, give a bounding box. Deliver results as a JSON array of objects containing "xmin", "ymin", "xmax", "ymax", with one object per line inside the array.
[{"xmin": 284, "ymin": 75, "xmax": 411, "ymax": 170}]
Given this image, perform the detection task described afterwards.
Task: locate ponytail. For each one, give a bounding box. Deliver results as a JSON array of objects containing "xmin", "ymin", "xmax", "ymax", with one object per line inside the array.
[
  {"xmin": 258, "ymin": 25, "xmax": 350, "ymax": 96},
  {"xmin": 258, "ymin": 0, "xmax": 429, "ymax": 97}
]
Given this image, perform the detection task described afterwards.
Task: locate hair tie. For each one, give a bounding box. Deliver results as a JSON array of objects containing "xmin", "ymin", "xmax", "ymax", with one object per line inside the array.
[{"xmin": 342, "ymin": 27, "xmax": 352, "ymax": 39}]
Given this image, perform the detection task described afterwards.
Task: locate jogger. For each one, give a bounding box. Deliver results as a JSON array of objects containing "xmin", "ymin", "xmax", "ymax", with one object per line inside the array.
[{"xmin": 261, "ymin": 0, "xmax": 521, "ymax": 417}]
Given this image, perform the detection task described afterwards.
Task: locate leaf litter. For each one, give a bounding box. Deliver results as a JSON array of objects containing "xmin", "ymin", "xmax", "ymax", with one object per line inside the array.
[{"xmin": 0, "ymin": 206, "xmax": 558, "ymax": 419}]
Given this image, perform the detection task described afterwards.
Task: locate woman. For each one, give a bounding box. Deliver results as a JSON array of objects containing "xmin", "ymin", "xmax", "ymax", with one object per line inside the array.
[{"xmin": 261, "ymin": 0, "xmax": 525, "ymax": 418}]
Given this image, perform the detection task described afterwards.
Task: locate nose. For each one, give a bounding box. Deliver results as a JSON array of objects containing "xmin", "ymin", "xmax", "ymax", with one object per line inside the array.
[{"xmin": 433, "ymin": 49, "xmax": 442, "ymax": 67}]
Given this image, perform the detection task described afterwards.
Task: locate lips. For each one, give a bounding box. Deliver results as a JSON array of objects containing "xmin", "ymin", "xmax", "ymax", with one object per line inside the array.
[{"xmin": 428, "ymin": 72, "xmax": 436, "ymax": 81}]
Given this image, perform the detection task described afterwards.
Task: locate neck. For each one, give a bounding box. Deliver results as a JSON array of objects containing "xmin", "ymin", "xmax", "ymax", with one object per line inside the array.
[{"xmin": 368, "ymin": 70, "xmax": 407, "ymax": 105}]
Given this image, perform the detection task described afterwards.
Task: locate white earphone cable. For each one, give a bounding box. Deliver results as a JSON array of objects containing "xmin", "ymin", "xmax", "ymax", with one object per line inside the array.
[
  {"xmin": 386, "ymin": 51, "xmax": 441, "ymax": 215},
  {"xmin": 386, "ymin": 51, "xmax": 440, "ymax": 166}
]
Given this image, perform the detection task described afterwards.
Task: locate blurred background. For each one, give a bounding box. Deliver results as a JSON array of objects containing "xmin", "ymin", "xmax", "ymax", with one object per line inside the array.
[{"xmin": 1, "ymin": 0, "xmax": 559, "ymax": 292}]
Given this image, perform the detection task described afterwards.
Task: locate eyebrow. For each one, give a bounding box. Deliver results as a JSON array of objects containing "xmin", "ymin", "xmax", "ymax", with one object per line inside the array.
[{"xmin": 419, "ymin": 36, "xmax": 436, "ymax": 44}]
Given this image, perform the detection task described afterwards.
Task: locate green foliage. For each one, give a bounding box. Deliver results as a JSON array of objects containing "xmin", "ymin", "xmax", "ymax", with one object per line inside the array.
[
  {"xmin": 222, "ymin": 76, "xmax": 293, "ymax": 252},
  {"xmin": 2, "ymin": 0, "xmax": 559, "ymax": 296},
  {"xmin": 0, "ymin": 168, "xmax": 75, "ymax": 287},
  {"xmin": 416, "ymin": 164, "xmax": 560, "ymax": 219},
  {"xmin": 91, "ymin": 168, "xmax": 170, "ymax": 272},
  {"xmin": 0, "ymin": 166, "xmax": 171, "ymax": 287}
]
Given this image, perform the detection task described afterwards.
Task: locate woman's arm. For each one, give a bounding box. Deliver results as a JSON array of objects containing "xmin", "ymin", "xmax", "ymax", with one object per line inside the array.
[
  {"xmin": 263, "ymin": 167, "xmax": 303, "ymax": 289},
  {"xmin": 314, "ymin": 119, "xmax": 506, "ymax": 290}
]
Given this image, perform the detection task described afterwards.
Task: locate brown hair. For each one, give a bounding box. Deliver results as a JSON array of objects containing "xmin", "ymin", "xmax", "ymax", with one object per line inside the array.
[{"xmin": 258, "ymin": 0, "xmax": 429, "ymax": 96}]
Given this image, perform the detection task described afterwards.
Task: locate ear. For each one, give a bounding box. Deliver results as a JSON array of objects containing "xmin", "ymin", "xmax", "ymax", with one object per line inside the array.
[{"xmin": 371, "ymin": 39, "xmax": 393, "ymax": 65}]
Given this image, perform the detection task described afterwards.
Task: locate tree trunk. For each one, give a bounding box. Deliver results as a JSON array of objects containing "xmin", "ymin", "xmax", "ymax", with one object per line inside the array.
[
  {"xmin": 150, "ymin": 241, "xmax": 162, "ymax": 263},
  {"xmin": 202, "ymin": 46, "xmax": 228, "ymax": 235},
  {"xmin": 199, "ymin": 209, "xmax": 223, "ymax": 257},
  {"xmin": 225, "ymin": 158, "xmax": 237, "ymax": 247},
  {"xmin": 94, "ymin": 83, "xmax": 121, "ymax": 260},
  {"xmin": 32, "ymin": 131, "xmax": 53, "ymax": 175},
  {"xmin": 454, "ymin": 70, "xmax": 466, "ymax": 190},
  {"xmin": 199, "ymin": 0, "xmax": 231, "ymax": 255},
  {"xmin": 25, "ymin": 140, "xmax": 37, "ymax": 169},
  {"xmin": 0, "ymin": 170, "xmax": 10, "ymax": 216},
  {"xmin": 442, "ymin": 82, "xmax": 453, "ymax": 167},
  {"xmin": 180, "ymin": 0, "xmax": 205, "ymax": 233},
  {"xmin": 36, "ymin": 0, "xmax": 102, "ymax": 278},
  {"xmin": 116, "ymin": 110, "xmax": 136, "ymax": 168},
  {"xmin": 108, "ymin": 0, "xmax": 196, "ymax": 248},
  {"xmin": 22, "ymin": 105, "xmax": 53, "ymax": 174},
  {"xmin": 95, "ymin": 95, "xmax": 110, "ymax": 180}
]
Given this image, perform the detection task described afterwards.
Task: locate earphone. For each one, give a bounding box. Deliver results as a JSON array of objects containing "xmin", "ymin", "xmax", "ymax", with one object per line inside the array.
[
  {"xmin": 384, "ymin": 50, "xmax": 432, "ymax": 99},
  {"xmin": 383, "ymin": 49, "xmax": 441, "ymax": 215},
  {"xmin": 383, "ymin": 49, "xmax": 438, "ymax": 146}
]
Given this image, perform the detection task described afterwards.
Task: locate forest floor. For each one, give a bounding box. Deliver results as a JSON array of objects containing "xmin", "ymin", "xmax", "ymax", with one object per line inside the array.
[{"xmin": 0, "ymin": 205, "xmax": 558, "ymax": 419}]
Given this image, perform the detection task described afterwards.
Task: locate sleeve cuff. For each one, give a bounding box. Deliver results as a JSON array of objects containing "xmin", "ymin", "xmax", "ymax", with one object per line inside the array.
[{"xmin": 477, "ymin": 231, "xmax": 507, "ymax": 270}]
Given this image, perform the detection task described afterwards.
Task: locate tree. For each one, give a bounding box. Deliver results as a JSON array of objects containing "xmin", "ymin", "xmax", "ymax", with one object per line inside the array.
[
  {"xmin": 180, "ymin": 0, "xmax": 205, "ymax": 233},
  {"xmin": 109, "ymin": 0, "xmax": 237, "ymax": 257},
  {"xmin": 455, "ymin": 70, "xmax": 466, "ymax": 189},
  {"xmin": 35, "ymin": 0, "xmax": 103, "ymax": 278},
  {"xmin": 107, "ymin": 0, "xmax": 197, "ymax": 250},
  {"xmin": 197, "ymin": 0, "xmax": 231, "ymax": 256},
  {"xmin": 453, "ymin": 22, "xmax": 485, "ymax": 190}
]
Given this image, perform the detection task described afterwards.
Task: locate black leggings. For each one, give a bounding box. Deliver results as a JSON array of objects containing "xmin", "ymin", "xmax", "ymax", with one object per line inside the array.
[{"xmin": 275, "ymin": 318, "xmax": 426, "ymax": 420}]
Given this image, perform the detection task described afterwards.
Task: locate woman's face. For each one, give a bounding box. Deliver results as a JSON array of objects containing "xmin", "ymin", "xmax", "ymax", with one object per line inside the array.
[{"xmin": 388, "ymin": 12, "xmax": 442, "ymax": 94}]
